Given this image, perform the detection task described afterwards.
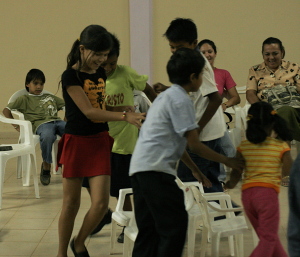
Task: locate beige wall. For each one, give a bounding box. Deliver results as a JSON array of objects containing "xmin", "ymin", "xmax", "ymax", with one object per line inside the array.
[
  {"xmin": 0, "ymin": 0, "xmax": 131, "ymax": 131},
  {"xmin": 1, "ymin": 0, "xmax": 300, "ymax": 132},
  {"xmin": 152, "ymin": 0, "xmax": 300, "ymax": 88}
]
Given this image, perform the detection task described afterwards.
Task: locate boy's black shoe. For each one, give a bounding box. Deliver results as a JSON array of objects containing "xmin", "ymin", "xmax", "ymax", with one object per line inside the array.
[
  {"xmin": 90, "ymin": 208, "xmax": 112, "ymax": 235},
  {"xmin": 70, "ymin": 237, "xmax": 90, "ymax": 257},
  {"xmin": 117, "ymin": 227, "xmax": 125, "ymax": 243},
  {"xmin": 40, "ymin": 164, "xmax": 51, "ymax": 186}
]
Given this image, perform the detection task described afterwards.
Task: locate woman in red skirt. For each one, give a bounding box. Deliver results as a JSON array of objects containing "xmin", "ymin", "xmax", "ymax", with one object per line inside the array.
[{"xmin": 56, "ymin": 25, "xmax": 145, "ymax": 257}]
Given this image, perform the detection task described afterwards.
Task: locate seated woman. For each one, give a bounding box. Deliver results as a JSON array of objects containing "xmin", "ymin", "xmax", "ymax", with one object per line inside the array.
[
  {"xmin": 198, "ymin": 39, "xmax": 241, "ymax": 181},
  {"xmin": 246, "ymin": 37, "xmax": 300, "ymax": 144}
]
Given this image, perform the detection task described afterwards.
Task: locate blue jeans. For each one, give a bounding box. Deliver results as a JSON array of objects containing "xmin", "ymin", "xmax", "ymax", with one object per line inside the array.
[
  {"xmin": 36, "ymin": 120, "xmax": 66, "ymax": 163},
  {"xmin": 177, "ymin": 138, "xmax": 223, "ymax": 193},
  {"xmin": 219, "ymin": 130, "xmax": 236, "ymax": 181}
]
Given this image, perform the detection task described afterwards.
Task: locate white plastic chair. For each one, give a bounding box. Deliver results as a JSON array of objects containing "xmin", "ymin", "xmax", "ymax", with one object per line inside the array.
[
  {"xmin": 117, "ymin": 181, "xmax": 240, "ymax": 257},
  {"xmin": 176, "ymin": 178, "xmax": 236, "ymax": 257},
  {"xmin": 133, "ymin": 90, "xmax": 151, "ymax": 113},
  {"xmin": 190, "ymin": 185, "xmax": 250, "ymax": 257},
  {"xmin": 7, "ymin": 89, "xmax": 62, "ymax": 176},
  {"xmin": 120, "ymin": 181, "xmax": 202, "ymax": 257},
  {"xmin": 0, "ymin": 115, "xmax": 40, "ymax": 209},
  {"xmin": 225, "ymin": 105, "xmax": 243, "ymax": 148},
  {"xmin": 110, "ymin": 188, "xmax": 134, "ymax": 255},
  {"xmin": 133, "ymin": 90, "xmax": 152, "ymax": 112},
  {"xmin": 123, "ymin": 208, "xmax": 138, "ymax": 257},
  {"xmin": 110, "ymin": 92, "xmax": 151, "ymax": 254},
  {"xmin": 119, "ymin": 179, "xmax": 202, "ymax": 257}
]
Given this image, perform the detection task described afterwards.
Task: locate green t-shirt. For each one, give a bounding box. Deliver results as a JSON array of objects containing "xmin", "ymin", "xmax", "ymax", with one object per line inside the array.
[
  {"xmin": 105, "ymin": 65, "xmax": 148, "ymax": 154},
  {"xmin": 6, "ymin": 93, "xmax": 65, "ymax": 132}
]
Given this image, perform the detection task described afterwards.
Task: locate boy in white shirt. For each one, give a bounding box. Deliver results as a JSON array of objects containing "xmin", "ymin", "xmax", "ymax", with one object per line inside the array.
[{"xmin": 154, "ymin": 18, "xmax": 226, "ymax": 192}]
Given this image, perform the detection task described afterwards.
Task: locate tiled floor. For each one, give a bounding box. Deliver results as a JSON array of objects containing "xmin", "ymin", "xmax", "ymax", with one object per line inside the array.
[{"xmin": 0, "ymin": 133, "xmax": 295, "ymax": 256}]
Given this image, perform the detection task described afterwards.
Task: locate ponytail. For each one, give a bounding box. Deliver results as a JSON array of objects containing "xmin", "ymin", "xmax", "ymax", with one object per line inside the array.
[
  {"xmin": 246, "ymin": 102, "xmax": 292, "ymax": 144},
  {"xmin": 246, "ymin": 118, "xmax": 268, "ymax": 144},
  {"xmin": 65, "ymin": 25, "xmax": 113, "ymax": 70},
  {"xmin": 273, "ymin": 115, "xmax": 293, "ymax": 141},
  {"xmin": 66, "ymin": 39, "xmax": 81, "ymax": 69}
]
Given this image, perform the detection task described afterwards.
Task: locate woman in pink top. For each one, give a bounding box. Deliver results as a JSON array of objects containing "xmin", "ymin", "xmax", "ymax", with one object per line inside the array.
[
  {"xmin": 198, "ymin": 39, "xmax": 240, "ymax": 111},
  {"xmin": 199, "ymin": 39, "xmax": 241, "ymax": 181}
]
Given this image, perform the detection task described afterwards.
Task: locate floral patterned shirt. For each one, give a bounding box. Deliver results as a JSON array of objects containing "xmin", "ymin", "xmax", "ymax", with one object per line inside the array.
[{"xmin": 246, "ymin": 60, "xmax": 300, "ymax": 101}]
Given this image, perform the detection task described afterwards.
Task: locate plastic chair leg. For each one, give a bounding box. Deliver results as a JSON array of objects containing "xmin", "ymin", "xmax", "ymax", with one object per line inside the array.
[
  {"xmin": 211, "ymin": 233, "xmax": 221, "ymax": 257},
  {"xmin": 30, "ymin": 154, "xmax": 40, "ymax": 199},
  {"xmin": 51, "ymin": 140, "xmax": 60, "ymax": 175},
  {"xmin": 252, "ymin": 228, "xmax": 259, "ymax": 248},
  {"xmin": 187, "ymin": 215, "xmax": 196, "ymax": 257},
  {"xmin": 17, "ymin": 156, "xmax": 22, "ymax": 179},
  {"xmin": 0, "ymin": 158, "xmax": 6, "ymax": 209},
  {"xmin": 22, "ymin": 155, "xmax": 31, "ymax": 187},
  {"xmin": 228, "ymin": 235, "xmax": 235, "ymax": 256},
  {"xmin": 110, "ymin": 219, "xmax": 117, "ymax": 254},
  {"xmin": 123, "ymin": 233, "xmax": 130, "ymax": 257},
  {"xmin": 236, "ymin": 234, "xmax": 244, "ymax": 257},
  {"xmin": 200, "ymin": 227, "xmax": 209, "ymax": 257}
]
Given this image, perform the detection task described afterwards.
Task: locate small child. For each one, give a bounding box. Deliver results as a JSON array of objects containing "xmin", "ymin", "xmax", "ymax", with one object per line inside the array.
[
  {"xmin": 129, "ymin": 48, "xmax": 244, "ymax": 257},
  {"xmin": 3, "ymin": 69, "xmax": 65, "ymax": 185},
  {"xmin": 225, "ymin": 101, "xmax": 293, "ymax": 257}
]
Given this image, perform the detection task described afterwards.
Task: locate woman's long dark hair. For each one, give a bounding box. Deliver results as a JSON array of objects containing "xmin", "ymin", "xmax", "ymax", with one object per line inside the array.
[
  {"xmin": 66, "ymin": 24, "xmax": 113, "ymax": 70},
  {"xmin": 198, "ymin": 39, "xmax": 217, "ymax": 53},
  {"xmin": 246, "ymin": 102, "xmax": 292, "ymax": 144}
]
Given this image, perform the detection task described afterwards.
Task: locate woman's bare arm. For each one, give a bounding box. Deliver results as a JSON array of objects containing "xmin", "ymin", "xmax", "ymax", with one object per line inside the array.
[{"xmin": 67, "ymin": 85, "xmax": 145, "ymax": 128}]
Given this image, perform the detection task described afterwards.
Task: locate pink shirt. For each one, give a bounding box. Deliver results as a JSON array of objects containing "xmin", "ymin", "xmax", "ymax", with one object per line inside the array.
[{"xmin": 214, "ymin": 68, "xmax": 236, "ymax": 96}]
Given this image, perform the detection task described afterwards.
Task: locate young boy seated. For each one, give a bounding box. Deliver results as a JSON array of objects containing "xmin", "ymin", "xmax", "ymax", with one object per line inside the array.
[
  {"xmin": 3, "ymin": 69, "xmax": 66, "ymax": 186},
  {"xmin": 129, "ymin": 48, "xmax": 244, "ymax": 257}
]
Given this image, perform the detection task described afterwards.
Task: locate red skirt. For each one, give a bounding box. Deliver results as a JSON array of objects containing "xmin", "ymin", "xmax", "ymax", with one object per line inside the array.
[{"xmin": 57, "ymin": 131, "xmax": 114, "ymax": 178}]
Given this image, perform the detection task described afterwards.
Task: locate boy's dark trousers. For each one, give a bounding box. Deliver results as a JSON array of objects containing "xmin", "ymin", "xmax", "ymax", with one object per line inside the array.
[
  {"xmin": 131, "ymin": 171, "xmax": 188, "ymax": 257},
  {"xmin": 177, "ymin": 138, "xmax": 224, "ymax": 193}
]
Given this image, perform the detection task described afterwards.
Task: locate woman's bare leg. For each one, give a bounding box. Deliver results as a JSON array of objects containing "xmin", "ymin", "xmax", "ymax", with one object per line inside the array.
[
  {"xmin": 57, "ymin": 177, "xmax": 82, "ymax": 257},
  {"xmin": 74, "ymin": 175, "xmax": 110, "ymax": 253}
]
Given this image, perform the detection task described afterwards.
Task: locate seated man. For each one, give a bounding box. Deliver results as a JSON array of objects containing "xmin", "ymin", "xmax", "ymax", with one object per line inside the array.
[{"xmin": 3, "ymin": 69, "xmax": 65, "ymax": 185}]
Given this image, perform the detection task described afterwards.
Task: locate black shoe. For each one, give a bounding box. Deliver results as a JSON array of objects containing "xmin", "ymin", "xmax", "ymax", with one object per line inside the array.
[
  {"xmin": 40, "ymin": 164, "xmax": 51, "ymax": 186},
  {"xmin": 70, "ymin": 237, "xmax": 90, "ymax": 257},
  {"xmin": 117, "ymin": 227, "xmax": 125, "ymax": 243},
  {"xmin": 90, "ymin": 208, "xmax": 112, "ymax": 235}
]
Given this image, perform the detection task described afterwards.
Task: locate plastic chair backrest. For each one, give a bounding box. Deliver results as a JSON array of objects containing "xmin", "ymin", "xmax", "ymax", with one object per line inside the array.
[
  {"xmin": 0, "ymin": 114, "xmax": 34, "ymax": 146},
  {"xmin": 8, "ymin": 89, "xmax": 53, "ymax": 104},
  {"xmin": 175, "ymin": 177, "xmax": 204, "ymax": 211},
  {"xmin": 190, "ymin": 185, "xmax": 211, "ymax": 228},
  {"xmin": 133, "ymin": 90, "xmax": 152, "ymax": 113},
  {"xmin": 116, "ymin": 188, "xmax": 133, "ymax": 212},
  {"xmin": 190, "ymin": 186, "xmax": 237, "ymax": 226}
]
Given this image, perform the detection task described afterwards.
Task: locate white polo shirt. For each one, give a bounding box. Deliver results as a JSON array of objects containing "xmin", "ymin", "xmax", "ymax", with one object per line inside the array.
[{"xmin": 190, "ymin": 53, "xmax": 225, "ymax": 141}]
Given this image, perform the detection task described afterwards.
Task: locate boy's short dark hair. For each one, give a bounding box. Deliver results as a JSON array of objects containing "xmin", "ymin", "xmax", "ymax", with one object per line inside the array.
[
  {"xmin": 167, "ymin": 48, "xmax": 205, "ymax": 85},
  {"xmin": 108, "ymin": 33, "xmax": 120, "ymax": 57},
  {"xmin": 164, "ymin": 18, "xmax": 197, "ymax": 44},
  {"xmin": 25, "ymin": 69, "xmax": 45, "ymax": 91}
]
